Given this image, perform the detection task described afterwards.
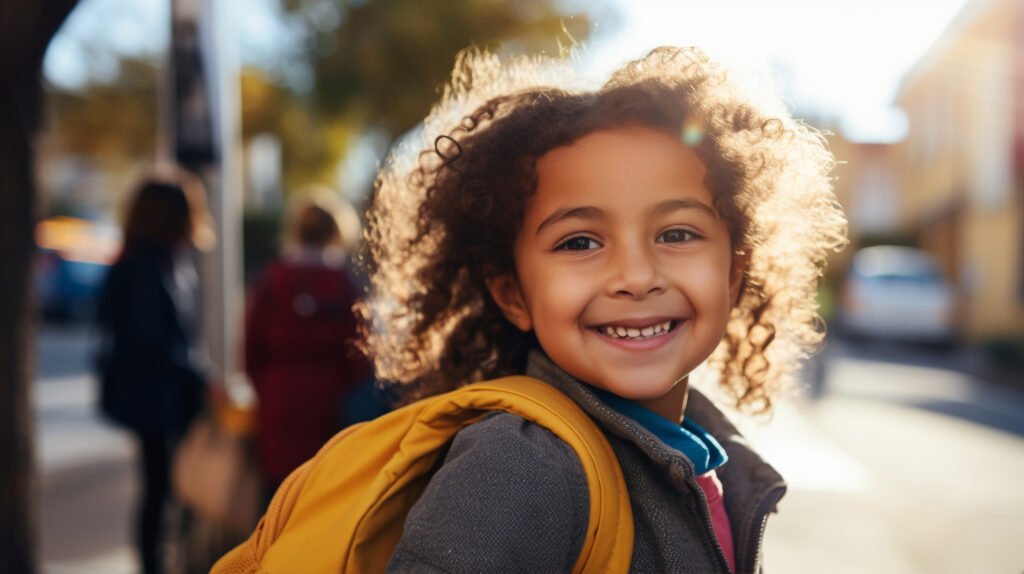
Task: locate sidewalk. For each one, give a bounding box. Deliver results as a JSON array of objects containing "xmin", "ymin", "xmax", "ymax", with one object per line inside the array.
[
  {"xmin": 750, "ymin": 353, "xmax": 1024, "ymax": 574},
  {"xmin": 35, "ymin": 371, "xmax": 137, "ymax": 574}
]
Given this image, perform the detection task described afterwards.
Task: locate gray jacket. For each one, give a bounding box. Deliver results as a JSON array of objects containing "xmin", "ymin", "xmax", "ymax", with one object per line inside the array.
[{"xmin": 388, "ymin": 352, "xmax": 786, "ymax": 573}]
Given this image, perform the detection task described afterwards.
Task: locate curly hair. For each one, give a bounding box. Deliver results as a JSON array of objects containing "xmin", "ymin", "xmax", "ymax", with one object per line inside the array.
[{"xmin": 359, "ymin": 46, "xmax": 847, "ymax": 413}]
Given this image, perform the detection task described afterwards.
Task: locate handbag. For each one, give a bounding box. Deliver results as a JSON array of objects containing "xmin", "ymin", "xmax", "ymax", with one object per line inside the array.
[{"xmin": 172, "ymin": 413, "xmax": 261, "ymax": 535}]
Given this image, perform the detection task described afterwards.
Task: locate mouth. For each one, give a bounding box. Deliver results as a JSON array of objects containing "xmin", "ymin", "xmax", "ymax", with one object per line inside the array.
[{"xmin": 591, "ymin": 319, "xmax": 682, "ymax": 341}]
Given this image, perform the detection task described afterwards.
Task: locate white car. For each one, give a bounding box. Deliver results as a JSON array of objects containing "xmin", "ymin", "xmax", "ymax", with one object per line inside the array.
[{"xmin": 838, "ymin": 246, "xmax": 958, "ymax": 344}]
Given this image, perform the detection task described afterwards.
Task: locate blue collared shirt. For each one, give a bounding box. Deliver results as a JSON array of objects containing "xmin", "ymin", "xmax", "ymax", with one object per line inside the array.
[{"xmin": 589, "ymin": 386, "xmax": 728, "ymax": 475}]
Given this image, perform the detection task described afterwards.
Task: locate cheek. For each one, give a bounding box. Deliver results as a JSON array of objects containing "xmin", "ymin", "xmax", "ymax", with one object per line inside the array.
[
  {"xmin": 679, "ymin": 250, "xmax": 735, "ymax": 314},
  {"xmin": 524, "ymin": 264, "xmax": 594, "ymax": 323}
]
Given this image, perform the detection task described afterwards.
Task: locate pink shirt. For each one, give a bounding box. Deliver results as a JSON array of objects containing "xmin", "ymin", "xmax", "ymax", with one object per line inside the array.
[{"xmin": 695, "ymin": 469, "xmax": 735, "ymax": 573}]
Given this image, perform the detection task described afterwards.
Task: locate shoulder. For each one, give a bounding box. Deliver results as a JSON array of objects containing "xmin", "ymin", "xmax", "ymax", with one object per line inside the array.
[
  {"xmin": 252, "ymin": 260, "xmax": 298, "ymax": 297},
  {"xmin": 433, "ymin": 412, "xmax": 588, "ymax": 511},
  {"xmin": 103, "ymin": 248, "xmax": 170, "ymax": 299},
  {"xmin": 262, "ymin": 259, "xmax": 293, "ymax": 283},
  {"xmin": 388, "ymin": 412, "xmax": 589, "ymax": 573},
  {"xmin": 451, "ymin": 411, "xmax": 581, "ymax": 465},
  {"xmin": 262, "ymin": 259, "xmax": 348, "ymax": 285},
  {"xmin": 112, "ymin": 247, "xmax": 159, "ymax": 274}
]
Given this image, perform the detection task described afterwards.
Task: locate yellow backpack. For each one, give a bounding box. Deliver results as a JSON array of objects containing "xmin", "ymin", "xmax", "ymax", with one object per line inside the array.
[{"xmin": 211, "ymin": 376, "xmax": 634, "ymax": 574}]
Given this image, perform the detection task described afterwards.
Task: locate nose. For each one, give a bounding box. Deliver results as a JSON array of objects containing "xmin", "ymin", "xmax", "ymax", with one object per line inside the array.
[{"xmin": 606, "ymin": 242, "xmax": 666, "ymax": 300}]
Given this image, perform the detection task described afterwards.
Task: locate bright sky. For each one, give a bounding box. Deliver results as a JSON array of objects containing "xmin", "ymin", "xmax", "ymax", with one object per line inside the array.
[
  {"xmin": 44, "ymin": 0, "xmax": 972, "ymax": 142},
  {"xmin": 584, "ymin": 0, "xmax": 973, "ymax": 141}
]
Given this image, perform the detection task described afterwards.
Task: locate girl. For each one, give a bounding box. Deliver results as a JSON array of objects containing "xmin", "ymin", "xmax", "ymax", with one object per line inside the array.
[{"xmin": 361, "ymin": 46, "xmax": 847, "ymax": 573}]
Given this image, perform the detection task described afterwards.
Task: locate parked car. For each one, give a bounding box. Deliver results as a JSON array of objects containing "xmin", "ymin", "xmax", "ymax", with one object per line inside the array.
[
  {"xmin": 837, "ymin": 245, "xmax": 958, "ymax": 344},
  {"xmin": 35, "ymin": 217, "xmax": 121, "ymax": 321}
]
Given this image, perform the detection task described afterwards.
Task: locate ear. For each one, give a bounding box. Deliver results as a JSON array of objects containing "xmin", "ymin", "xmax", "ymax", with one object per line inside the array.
[
  {"xmin": 485, "ymin": 273, "xmax": 533, "ymax": 332},
  {"xmin": 729, "ymin": 251, "xmax": 748, "ymax": 306}
]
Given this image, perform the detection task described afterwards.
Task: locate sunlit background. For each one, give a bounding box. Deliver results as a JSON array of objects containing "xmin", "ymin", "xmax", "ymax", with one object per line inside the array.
[{"xmin": 28, "ymin": 0, "xmax": 1024, "ymax": 572}]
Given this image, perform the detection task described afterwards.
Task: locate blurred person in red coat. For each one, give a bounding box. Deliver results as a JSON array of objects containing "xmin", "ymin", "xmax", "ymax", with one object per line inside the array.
[{"xmin": 244, "ymin": 193, "xmax": 373, "ymax": 500}]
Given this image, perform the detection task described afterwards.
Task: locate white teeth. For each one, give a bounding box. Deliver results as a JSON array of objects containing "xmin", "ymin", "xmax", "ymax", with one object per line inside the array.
[{"xmin": 599, "ymin": 320, "xmax": 675, "ymax": 340}]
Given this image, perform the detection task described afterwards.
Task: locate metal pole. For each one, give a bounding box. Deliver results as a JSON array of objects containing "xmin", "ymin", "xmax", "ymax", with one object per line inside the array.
[{"xmin": 170, "ymin": 0, "xmax": 242, "ymax": 382}]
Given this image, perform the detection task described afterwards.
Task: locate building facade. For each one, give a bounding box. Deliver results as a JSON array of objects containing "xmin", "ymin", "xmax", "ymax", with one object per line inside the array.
[{"xmin": 894, "ymin": 0, "xmax": 1024, "ymax": 341}]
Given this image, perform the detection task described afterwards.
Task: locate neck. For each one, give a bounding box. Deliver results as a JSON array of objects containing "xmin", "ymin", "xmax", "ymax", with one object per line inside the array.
[
  {"xmin": 633, "ymin": 376, "xmax": 689, "ymax": 423},
  {"xmin": 525, "ymin": 349, "xmax": 692, "ymax": 423}
]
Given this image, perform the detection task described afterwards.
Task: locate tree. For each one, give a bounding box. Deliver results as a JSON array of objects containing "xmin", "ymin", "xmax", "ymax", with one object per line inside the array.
[
  {"xmin": 45, "ymin": 57, "xmax": 160, "ymax": 160},
  {"xmin": 241, "ymin": 68, "xmax": 358, "ymax": 191},
  {"xmin": 295, "ymin": 0, "xmax": 595, "ymax": 138},
  {"xmin": 248, "ymin": 0, "xmax": 602, "ymax": 189},
  {"xmin": 0, "ymin": 2, "xmax": 81, "ymax": 570}
]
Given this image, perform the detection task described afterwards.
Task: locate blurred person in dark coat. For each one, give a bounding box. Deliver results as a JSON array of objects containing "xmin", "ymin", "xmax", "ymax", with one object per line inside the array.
[
  {"xmin": 94, "ymin": 166, "xmax": 215, "ymax": 574},
  {"xmin": 244, "ymin": 192, "xmax": 373, "ymax": 502}
]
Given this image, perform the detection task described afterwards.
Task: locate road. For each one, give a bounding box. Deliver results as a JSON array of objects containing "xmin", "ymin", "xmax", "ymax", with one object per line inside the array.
[{"xmin": 34, "ymin": 325, "xmax": 1024, "ymax": 573}]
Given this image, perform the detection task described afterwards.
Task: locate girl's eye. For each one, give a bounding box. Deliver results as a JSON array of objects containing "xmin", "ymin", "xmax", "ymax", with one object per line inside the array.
[
  {"xmin": 657, "ymin": 228, "xmax": 699, "ymax": 244},
  {"xmin": 555, "ymin": 236, "xmax": 601, "ymax": 251}
]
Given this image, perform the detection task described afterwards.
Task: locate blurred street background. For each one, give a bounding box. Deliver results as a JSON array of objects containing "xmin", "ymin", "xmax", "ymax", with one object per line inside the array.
[{"xmin": 6, "ymin": 0, "xmax": 1024, "ymax": 572}]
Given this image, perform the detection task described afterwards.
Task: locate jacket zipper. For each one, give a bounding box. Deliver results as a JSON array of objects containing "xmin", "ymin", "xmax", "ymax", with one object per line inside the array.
[
  {"xmin": 738, "ymin": 485, "xmax": 786, "ymax": 573},
  {"xmin": 688, "ymin": 475, "xmax": 786, "ymax": 574}
]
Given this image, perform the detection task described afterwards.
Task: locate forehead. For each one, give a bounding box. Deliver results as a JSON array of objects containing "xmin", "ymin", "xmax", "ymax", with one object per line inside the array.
[{"xmin": 529, "ymin": 126, "xmax": 713, "ymax": 222}]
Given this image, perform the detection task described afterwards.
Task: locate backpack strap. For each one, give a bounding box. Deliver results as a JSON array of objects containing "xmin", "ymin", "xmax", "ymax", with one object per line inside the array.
[
  {"xmin": 213, "ymin": 376, "xmax": 633, "ymax": 573},
  {"xmin": 405, "ymin": 377, "xmax": 634, "ymax": 573}
]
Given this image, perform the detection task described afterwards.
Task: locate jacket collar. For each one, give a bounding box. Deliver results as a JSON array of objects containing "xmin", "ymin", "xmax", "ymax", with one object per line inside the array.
[{"xmin": 524, "ymin": 350, "xmax": 772, "ymax": 475}]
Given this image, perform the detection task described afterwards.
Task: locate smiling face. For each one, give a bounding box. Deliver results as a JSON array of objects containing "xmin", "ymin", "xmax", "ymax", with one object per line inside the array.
[{"xmin": 487, "ymin": 126, "xmax": 744, "ymax": 420}]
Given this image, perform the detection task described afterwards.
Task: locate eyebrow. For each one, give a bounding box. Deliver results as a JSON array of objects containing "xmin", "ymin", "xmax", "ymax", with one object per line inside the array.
[
  {"xmin": 535, "ymin": 206, "xmax": 604, "ymax": 236},
  {"xmin": 650, "ymin": 198, "xmax": 718, "ymax": 219}
]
